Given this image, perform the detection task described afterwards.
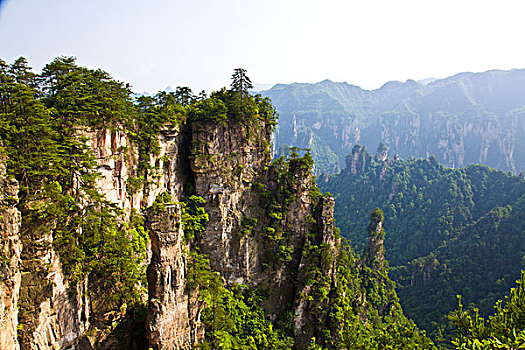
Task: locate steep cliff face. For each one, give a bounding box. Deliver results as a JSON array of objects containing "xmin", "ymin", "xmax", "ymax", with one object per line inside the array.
[
  {"xmin": 141, "ymin": 117, "xmax": 354, "ymax": 348},
  {"xmin": 362, "ymin": 208, "xmax": 386, "ymax": 270},
  {"xmin": 1, "ymin": 113, "xmax": 429, "ymax": 349},
  {"xmin": 0, "ymin": 70, "xmax": 424, "ymax": 350},
  {"xmin": 187, "ymin": 119, "xmax": 344, "ymax": 346},
  {"xmin": 5, "ymin": 150, "xmax": 89, "ymax": 350},
  {"xmin": 14, "ymin": 127, "xmax": 141, "ymax": 350},
  {"xmin": 84, "ymin": 124, "xmax": 188, "ymax": 214},
  {"xmin": 84, "ymin": 124, "xmax": 191, "ymax": 348},
  {"xmin": 359, "ymin": 208, "xmax": 401, "ymax": 321},
  {"xmin": 85, "ymin": 127, "xmax": 141, "ymax": 214},
  {"xmin": 146, "ymin": 203, "xmax": 203, "ymax": 349},
  {"xmin": 0, "ymin": 152, "xmax": 22, "ymax": 350},
  {"xmin": 0, "ymin": 106, "xmax": 426, "ymax": 350},
  {"xmin": 345, "ymin": 144, "xmax": 373, "ymax": 175},
  {"xmin": 191, "ymin": 120, "xmax": 272, "ymax": 284},
  {"xmin": 293, "ymin": 196, "xmax": 339, "ymax": 349},
  {"xmin": 17, "ymin": 232, "xmax": 88, "ymax": 350}
]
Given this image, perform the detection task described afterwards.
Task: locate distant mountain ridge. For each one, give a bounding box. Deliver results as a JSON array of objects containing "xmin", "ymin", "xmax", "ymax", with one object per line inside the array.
[{"xmin": 261, "ymin": 68, "xmax": 525, "ymax": 174}]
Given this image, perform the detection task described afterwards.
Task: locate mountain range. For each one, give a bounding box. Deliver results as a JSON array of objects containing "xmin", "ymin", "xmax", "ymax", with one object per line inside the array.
[{"xmin": 262, "ymin": 68, "xmax": 525, "ymax": 174}]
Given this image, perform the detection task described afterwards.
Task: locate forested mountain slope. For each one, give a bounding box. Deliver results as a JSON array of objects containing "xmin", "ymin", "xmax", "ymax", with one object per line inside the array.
[
  {"xmin": 262, "ymin": 69, "xmax": 525, "ymax": 174},
  {"xmin": 0, "ymin": 57, "xmax": 433, "ymax": 349},
  {"xmin": 319, "ymin": 144, "xmax": 525, "ymax": 335}
]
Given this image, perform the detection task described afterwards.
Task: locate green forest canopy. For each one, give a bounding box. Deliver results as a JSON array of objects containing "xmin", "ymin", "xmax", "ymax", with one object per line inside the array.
[{"xmin": 320, "ymin": 144, "xmax": 525, "ymax": 337}]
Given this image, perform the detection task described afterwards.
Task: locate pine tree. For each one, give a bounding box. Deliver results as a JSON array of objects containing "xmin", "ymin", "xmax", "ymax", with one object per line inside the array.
[
  {"xmin": 230, "ymin": 68, "xmax": 253, "ymax": 94},
  {"xmin": 175, "ymin": 86, "xmax": 195, "ymax": 106},
  {"xmin": 230, "ymin": 68, "xmax": 253, "ymax": 117}
]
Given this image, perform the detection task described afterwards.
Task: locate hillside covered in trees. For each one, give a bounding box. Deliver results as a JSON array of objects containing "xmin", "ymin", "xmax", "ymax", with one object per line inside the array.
[{"xmin": 320, "ymin": 144, "xmax": 525, "ymax": 336}]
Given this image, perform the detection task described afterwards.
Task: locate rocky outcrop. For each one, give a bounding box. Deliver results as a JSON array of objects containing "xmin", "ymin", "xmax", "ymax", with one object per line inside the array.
[
  {"xmin": 363, "ymin": 208, "xmax": 386, "ymax": 270},
  {"xmin": 18, "ymin": 240, "xmax": 88, "ymax": 350},
  {"xmin": 187, "ymin": 118, "xmax": 346, "ymax": 347},
  {"xmin": 84, "ymin": 125, "xmax": 189, "ymax": 348},
  {"xmin": 0, "ymin": 152, "xmax": 22, "ymax": 350},
  {"xmin": 84, "ymin": 125, "xmax": 187, "ymax": 214},
  {"xmin": 375, "ymin": 142, "xmax": 388, "ymax": 162},
  {"xmin": 146, "ymin": 204, "xmax": 203, "ymax": 350},
  {"xmin": 0, "ymin": 150, "xmax": 87, "ymax": 350},
  {"xmin": 16, "ymin": 199, "xmax": 88, "ymax": 350},
  {"xmin": 14, "ymin": 127, "xmax": 141, "ymax": 350},
  {"xmin": 84, "ymin": 127, "xmax": 141, "ymax": 214},
  {"xmin": 9, "ymin": 122, "xmax": 193, "ymax": 349},
  {"xmin": 293, "ymin": 196, "xmax": 339, "ymax": 349},
  {"xmin": 408, "ymin": 255, "xmax": 439, "ymax": 286},
  {"xmin": 345, "ymin": 145, "xmax": 372, "ymax": 175},
  {"xmin": 191, "ymin": 120, "xmax": 272, "ymax": 284}
]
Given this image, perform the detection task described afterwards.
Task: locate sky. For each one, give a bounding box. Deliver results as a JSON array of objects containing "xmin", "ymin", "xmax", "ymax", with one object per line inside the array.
[{"xmin": 1, "ymin": 0, "xmax": 525, "ymax": 94}]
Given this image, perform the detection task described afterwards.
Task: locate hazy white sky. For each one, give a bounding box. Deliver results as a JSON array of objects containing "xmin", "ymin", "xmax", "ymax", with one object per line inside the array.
[{"xmin": 1, "ymin": 0, "xmax": 524, "ymax": 93}]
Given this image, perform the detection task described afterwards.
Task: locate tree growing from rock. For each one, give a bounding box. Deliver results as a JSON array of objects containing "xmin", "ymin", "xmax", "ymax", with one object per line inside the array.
[{"xmin": 230, "ymin": 68, "xmax": 253, "ymax": 116}]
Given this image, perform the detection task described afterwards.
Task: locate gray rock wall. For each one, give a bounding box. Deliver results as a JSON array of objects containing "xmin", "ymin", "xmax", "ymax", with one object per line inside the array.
[{"xmin": 0, "ymin": 152, "xmax": 22, "ymax": 350}]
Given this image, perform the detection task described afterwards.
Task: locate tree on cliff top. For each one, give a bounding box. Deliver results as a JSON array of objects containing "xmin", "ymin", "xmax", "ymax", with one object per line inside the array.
[
  {"xmin": 230, "ymin": 68, "xmax": 253, "ymax": 95},
  {"xmin": 230, "ymin": 68, "xmax": 253, "ymax": 116},
  {"xmin": 175, "ymin": 86, "xmax": 195, "ymax": 106}
]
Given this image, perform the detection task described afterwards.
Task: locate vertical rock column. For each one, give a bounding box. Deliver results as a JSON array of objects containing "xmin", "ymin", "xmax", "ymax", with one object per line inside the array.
[
  {"xmin": 146, "ymin": 204, "xmax": 203, "ymax": 350},
  {"xmin": 17, "ymin": 220, "xmax": 87, "ymax": 349},
  {"xmin": 345, "ymin": 145, "xmax": 372, "ymax": 175},
  {"xmin": 293, "ymin": 196, "xmax": 339, "ymax": 349},
  {"xmin": 364, "ymin": 208, "xmax": 386, "ymax": 270},
  {"xmin": 190, "ymin": 120, "xmax": 272, "ymax": 284},
  {"xmin": 0, "ymin": 154, "xmax": 22, "ymax": 350},
  {"xmin": 84, "ymin": 127, "xmax": 141, "ymax": 214}
]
